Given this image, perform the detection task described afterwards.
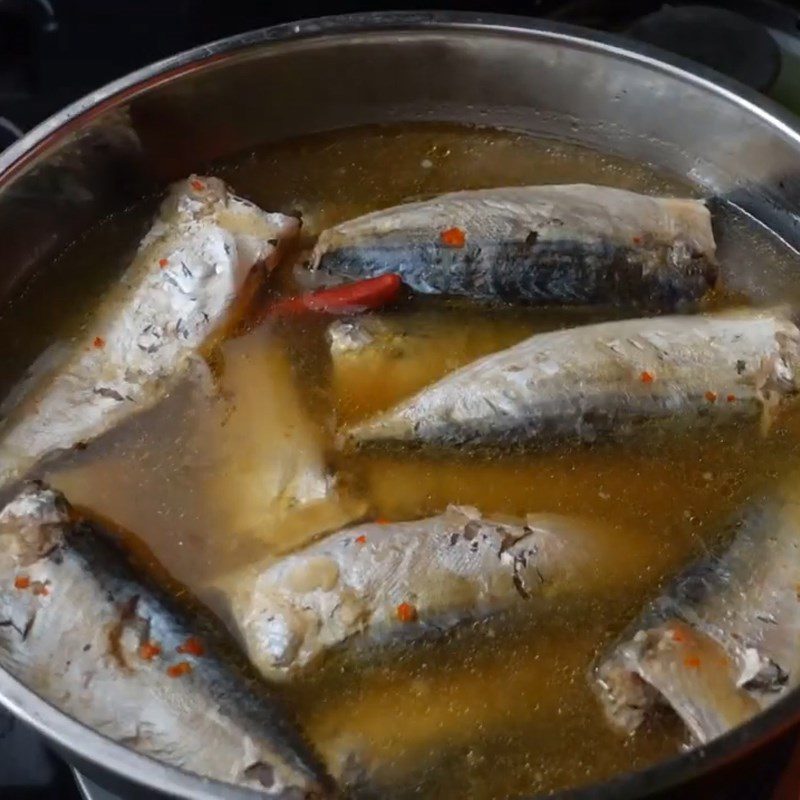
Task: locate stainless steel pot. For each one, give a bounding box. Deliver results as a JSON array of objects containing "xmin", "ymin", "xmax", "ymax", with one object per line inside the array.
[{"xmin": 2, "ymin": 11, "xmax": 800, "ymax": 800}]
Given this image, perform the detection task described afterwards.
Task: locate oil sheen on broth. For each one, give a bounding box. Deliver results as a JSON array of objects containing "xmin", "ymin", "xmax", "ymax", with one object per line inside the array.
[{"xmin": 9, "ymin": 124, "xmax": 800, "ymax": 798}]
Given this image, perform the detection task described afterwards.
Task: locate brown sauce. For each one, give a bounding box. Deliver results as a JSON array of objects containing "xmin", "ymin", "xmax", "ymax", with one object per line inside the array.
[{"xmin": 5, "ymin": 123, "xmax": 800, "ymax": 797}]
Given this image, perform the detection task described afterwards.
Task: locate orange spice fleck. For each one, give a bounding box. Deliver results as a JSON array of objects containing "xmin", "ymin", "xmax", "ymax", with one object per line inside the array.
[
  {"xmin": 32, "ymin": 583, "xmax": 49, "ymax": 596},
  {"xmin": 14, "ymin": 575, "xmax": 30, "ymax": 590},
  {"xmin": 167, "ymin": 661, "xmax": 193, "ymax": 678},
  {"xmin": 670, "ymin": 628, "xmax": 686, "ymax": 643},
  {"xmin": 640, "ymin": 371, "xmax": 654, "ymax": 384},
  {"xmin": 354, "ymin": 535, "xmax": 367, "ymax": 545},
  {"xmin": 92, "ymin": 336, "xmax": 105, "ymax": 349},
  {"xmin": 158, "ymin": 258, "xmax": 168, "ymax": 268},
  {"xmin": 440, "ymin": 227, "xmax": 466, "ymax": 248},
  {"xmin": 396, "ymin": 602, "xmax": 418, "ymax": 623},
  {"xmin": 632, "ymin": 236, "xmax": 642, "ymax": 245},
  {"xmin": 684, "ymin": 656, "xmax": 701, "ymax": 669},
  {"xmin": 726, "ymin": 394, "xmax": 736, "ymax": 403},
  {"xmin": 705, "ymin": 391, "xmax": 718, "ymax": 403},
  {"xmin": 138, "ymin": 642, "xmax": 161, "ymax": 660},
  {"xmin": 176, "ymin": 636, "xmax": 204, "ymax": 657},
  {"xmin": 190, "ymin": 179, "xmax": 205, "ymax": 191}
]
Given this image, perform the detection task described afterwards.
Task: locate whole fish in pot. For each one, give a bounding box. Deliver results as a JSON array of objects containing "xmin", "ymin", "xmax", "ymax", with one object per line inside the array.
[
  {"xmin": 592, "ymin": 470, "xmax": 800, "ymax": 744},
  {"xmin": 0, "ymin": 176, "xmax": 299, "ymax": 492},
  {"xmin": 229, "ymin": 505, "xmax": 631, "ymax": 681},
  {"xmin": 310, "ymin": 184, "xmax": 717, "ymax": 310},
  {"xmin": 340, "ymin": 307, "xmax": 800, "ymax": 450},
  {"xmin": 0, "ymin": 482, "xmax": 333, "ymax": 797}
]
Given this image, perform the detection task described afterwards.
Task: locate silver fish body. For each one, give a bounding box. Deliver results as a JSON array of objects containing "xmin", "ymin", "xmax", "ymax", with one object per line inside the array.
[
  {"xmin": 0, "ymin": 483, "xmax": 332, "ymax": 797},
  {"xmin": 310, "ymin": 184, "xmax": 717, "ymax": 309},
  {"xmin": 0, "ymin": 176, "xmax": 299, "ymax": 490},
  {"xmin": 233, "ymin": 506, "xmax": 612, "ymax": 681},
  {"xmin": 593, "ymin": 474, "xmax": 800, "ymax": 744},
  {"xmin": 341, "ymin": 308, "xmax": 800, "ymax": 449}
]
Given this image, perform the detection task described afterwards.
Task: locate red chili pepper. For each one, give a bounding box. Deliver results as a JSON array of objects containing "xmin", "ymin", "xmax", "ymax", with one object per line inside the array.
[
  {"xmin": 396, "ymin": 602, "xmax": 418, "ymax": 623},
  {"xmin": 176, "ymin": 636, "xmax": 205, "ymax": 657},
  {"xmin": 269, "ymin": 274, "xmax": 402, "ymax": 318},
  {"xmin": 167, "ymin": 661, "xmax": 193, "ymax": 678},
  {"xmin": 440, "ymin": 227, "xmax": 466, "ymax": 248},
  {"xmin": 139, "ymin": 641, "xmax": 161, "ymax": 660},
  {"xmin": 93, "ymin": 336, "xmax": 105, "ymax": 349}
]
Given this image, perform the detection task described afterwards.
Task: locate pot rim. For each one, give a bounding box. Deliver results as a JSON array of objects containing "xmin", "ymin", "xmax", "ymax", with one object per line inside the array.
[{"xmin": 1, "ymin": 11, "xmax": 799, "ymax": 800}]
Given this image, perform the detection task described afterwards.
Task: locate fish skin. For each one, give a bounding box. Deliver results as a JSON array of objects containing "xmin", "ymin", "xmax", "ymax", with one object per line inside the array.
[
  {"xmin": 233, "ymin": 506, "xmax": 611, "ymax": 680},
  {"xmin": 310, "ymin": 184, "xmax": 717, "ymax": 309},
  {"xmin": 0, "ymin": 176, "xmax": 299, "ymax": 491},
  {"xmin": 593, "ymin": 475, "xmax": 800, "ymax": 744},
  {"xmin": 0, "ymin": 483, "xmax": 334, "ymax": 797},
  {"xmin": 341, "ymin": 307, "xmax": 800, "ymax": 449}
]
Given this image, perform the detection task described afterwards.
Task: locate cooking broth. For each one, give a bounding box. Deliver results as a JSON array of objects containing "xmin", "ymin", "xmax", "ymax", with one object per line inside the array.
[{"xmin": 6, "ymin": 123, "xmax": 800, "ymax": 797}]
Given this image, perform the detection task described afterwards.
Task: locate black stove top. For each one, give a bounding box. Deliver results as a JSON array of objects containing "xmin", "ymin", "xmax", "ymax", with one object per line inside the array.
[
  {"xmin": 3, "ymin": 0, "xmax": 800, "ymax": 139},
  {"xmin": 0, "ymin": 706, "xmax": 82, "ymax": 799},
  {"xmin": 2, "ymin": 1, "xmax": 800, "ymax": 799}
]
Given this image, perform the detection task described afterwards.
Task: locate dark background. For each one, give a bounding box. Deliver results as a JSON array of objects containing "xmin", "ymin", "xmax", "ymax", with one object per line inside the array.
[{"xmin": 1, "ymin": 0, "xmax": 799, "ymax": 133}]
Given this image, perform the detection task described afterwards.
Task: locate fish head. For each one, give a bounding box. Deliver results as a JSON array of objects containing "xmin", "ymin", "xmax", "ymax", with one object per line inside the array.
[
  {"xmin": 595, "ymin": 621, "xmax": 761, "ymax": 744},
  {"xmin": 0, "ymin": 482, "xmax": 69, "ymax": 570},
  {"xmin": 241, "ymin": 556, "xmax": 370, "ymax": 680},
  {"xmin": 161, "ymin": 175, "xmax": 229, "ymax": 220},
  {"xmin": 593, "ymin": 638, "xmax": 660, "ymax": 735},
  {"xmin": 250, "ymin": 595, "xmax": 315, "ymax": 670},
  {"xmin": 238, "ymin": 584, "xmax": 334, "ymax": 681}
]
